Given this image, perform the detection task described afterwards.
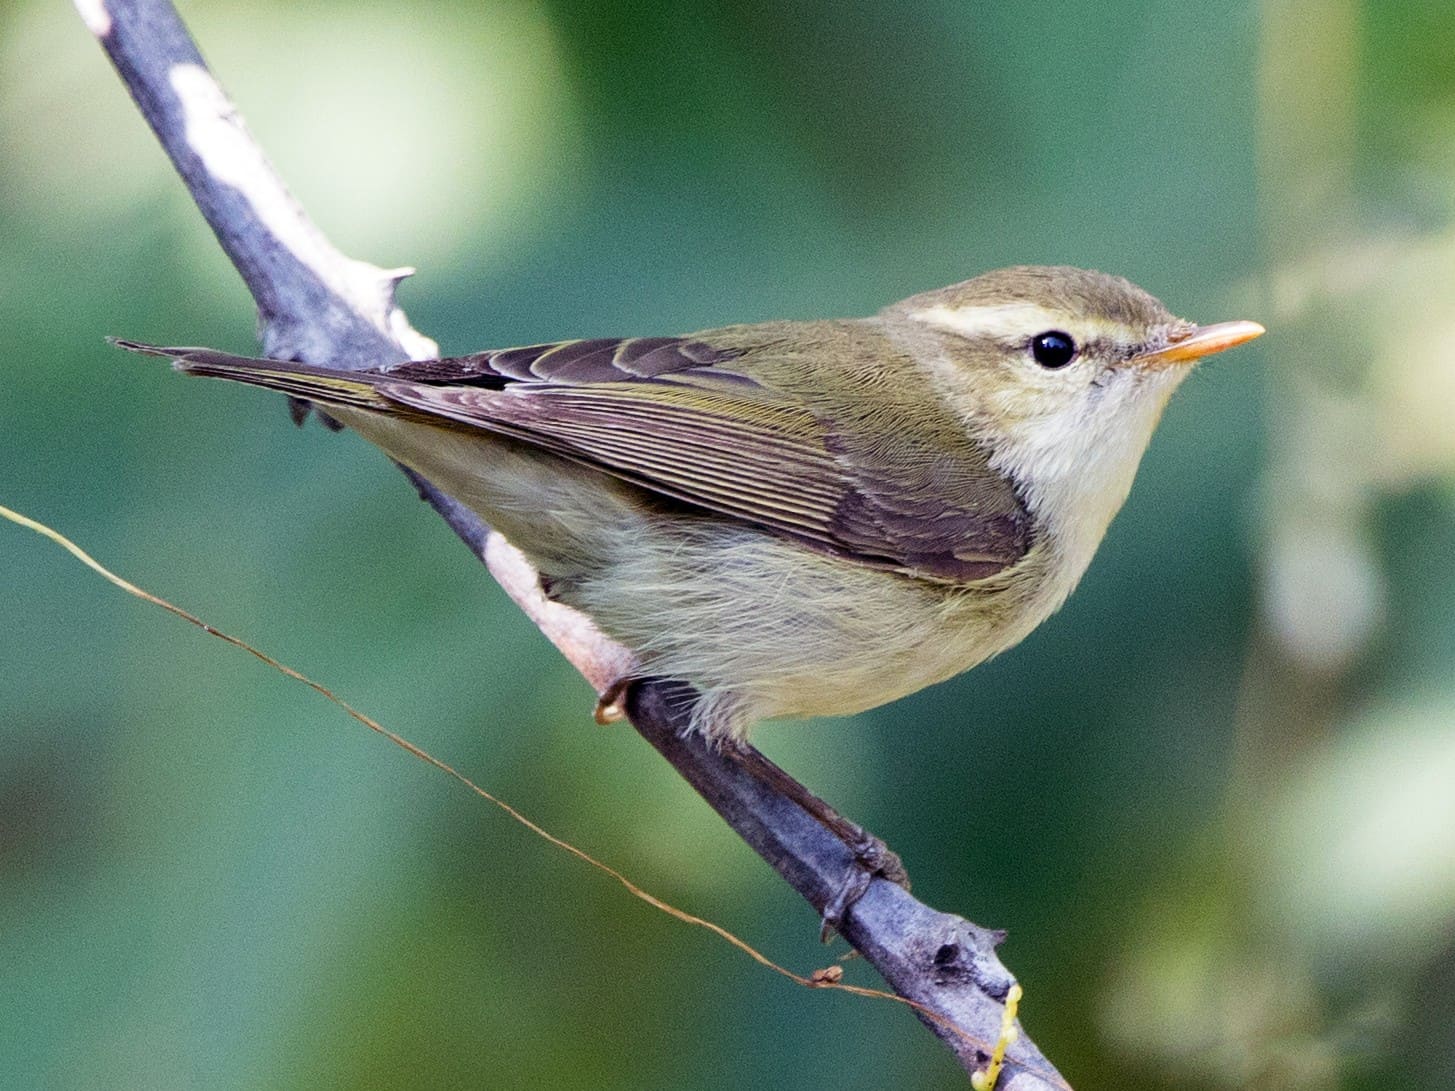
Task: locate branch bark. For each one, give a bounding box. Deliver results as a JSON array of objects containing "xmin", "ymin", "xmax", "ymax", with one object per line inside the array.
[{"xmin": 82, "ymin": 2, "xmax": 1069, "ymax": 1086}]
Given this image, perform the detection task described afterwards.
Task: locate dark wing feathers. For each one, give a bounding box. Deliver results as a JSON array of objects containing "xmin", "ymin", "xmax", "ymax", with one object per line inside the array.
[
  {"xmin": 379, "ymin": 382, "xmax": 857, "ymax": 547},
  {"xmin": 822, "ymin": 426, "xmax": 1030, "ymax": 571},
  {"xmin": 370, "ymin": 331, "xmax": 1029, "ymax": 582},
  {"xmin": 384, "ymin": 337, "xmax": 744, "ymax": 386},
  {"xmin": 135, "ymin": 331, "xmax": 1030, "ymax": 582}
]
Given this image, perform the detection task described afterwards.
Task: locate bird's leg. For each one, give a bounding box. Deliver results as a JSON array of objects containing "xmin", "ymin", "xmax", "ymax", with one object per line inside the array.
[
  {"xmin": 722, "ymin": 740, "xmax": 911, "ymax": 941},
  {"xmin": 613, "ymin": 677, "xmax": 910, "ymax": 940}
]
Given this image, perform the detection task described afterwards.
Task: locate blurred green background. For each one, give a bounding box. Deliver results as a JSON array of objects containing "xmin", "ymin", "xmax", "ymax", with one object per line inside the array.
[{"xmin": 3, "ymin": 0, "xmax": 1453, "ymax": 1087}]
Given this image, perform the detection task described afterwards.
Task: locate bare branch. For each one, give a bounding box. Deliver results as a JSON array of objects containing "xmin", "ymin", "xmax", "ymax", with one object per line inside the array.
[{"xmin": 82, "ymin": 1, "xmax": 1069, "ymax": 1085}]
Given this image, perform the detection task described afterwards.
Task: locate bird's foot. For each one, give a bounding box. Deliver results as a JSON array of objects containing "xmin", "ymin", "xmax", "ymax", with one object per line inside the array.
[
  {"xmin": 818, "ymin": 820, "xmax": 910, "ymax": 942},
  {"xmin": 844, "ymin": 824, "xmax": 909, "ymax": 888},
  {"xmin": 721, "ymin": 742, "xmax": 911, "ymax": 941},
  {"xmin": 593, "ymin": 678, "xmax": 631, "ymax": 725},
  {"xmin": 606, "ymin": 679, "xmax": 910, "ymax": 940}
]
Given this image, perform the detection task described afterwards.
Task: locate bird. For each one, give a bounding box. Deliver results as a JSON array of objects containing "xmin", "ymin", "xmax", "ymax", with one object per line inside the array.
[{"xmin": 117, "ymin": 265, "xmax": 1263, "ymax": 745}]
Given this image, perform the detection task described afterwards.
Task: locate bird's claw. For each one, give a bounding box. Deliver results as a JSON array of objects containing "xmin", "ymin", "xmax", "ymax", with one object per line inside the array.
[
  {"xmin": 847, "ymin": 828, "xmax": 910, "ymax": 889},
  {"xmin": 593, "ymin": 679, "xmax": 631, "ymax": 725},
  {"xmin": 820, "ymin": 867, "xmax": 873, "ymax": 942},
  {"xmin": 819, "ymin": 827, "xmax": 911, "ymax": 942}
]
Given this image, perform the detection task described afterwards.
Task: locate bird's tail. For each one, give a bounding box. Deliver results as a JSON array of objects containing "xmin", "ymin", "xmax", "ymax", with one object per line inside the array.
[{"xmin": 111, "ymin": 339, "xmax": 394, "ymax": 411}]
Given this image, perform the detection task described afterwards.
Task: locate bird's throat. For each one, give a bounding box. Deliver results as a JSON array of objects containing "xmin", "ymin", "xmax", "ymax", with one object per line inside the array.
[{"xmin": 987, "ymin": 370, "xmax": 1186, "ymax": 608}]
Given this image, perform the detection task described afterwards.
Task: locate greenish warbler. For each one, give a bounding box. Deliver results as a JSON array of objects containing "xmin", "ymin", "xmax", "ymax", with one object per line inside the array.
[{"xmin": 119, "ymin": 265, "xmax": 1262, "ymax": 741}]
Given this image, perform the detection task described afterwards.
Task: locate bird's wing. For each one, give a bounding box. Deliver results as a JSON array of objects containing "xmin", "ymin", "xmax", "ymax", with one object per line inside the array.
[
  {"xmin": 374, "ymin": 331, "xmax": 1032, "ymax": 582},
  {"xmin": 120, "ymin": 331, "xmax": 1031, "ymax": 582}
]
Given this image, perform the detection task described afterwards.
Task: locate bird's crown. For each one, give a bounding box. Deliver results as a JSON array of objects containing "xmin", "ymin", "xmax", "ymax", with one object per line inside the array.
[{"xmin": 885, "ymin": 265, "xmax": 1185, "ymax": 358}]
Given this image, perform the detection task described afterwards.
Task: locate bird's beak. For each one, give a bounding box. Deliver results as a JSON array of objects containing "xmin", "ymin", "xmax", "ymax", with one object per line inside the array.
[{"xmin": 1132, "ymin": 320, "xmax": 1265, "ymax": 369}]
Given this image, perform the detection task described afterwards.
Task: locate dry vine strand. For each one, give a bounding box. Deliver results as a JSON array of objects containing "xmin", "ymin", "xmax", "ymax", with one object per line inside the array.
[{"xmin": 0, "ymin": 500, "xmax": 1021, "ymax": 1065}]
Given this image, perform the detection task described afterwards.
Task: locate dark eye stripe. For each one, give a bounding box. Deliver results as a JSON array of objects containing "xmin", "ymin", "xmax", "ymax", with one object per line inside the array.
[{"xmin": 1081, "ymin": 337, "xmax": 1126, "ymax": 359}]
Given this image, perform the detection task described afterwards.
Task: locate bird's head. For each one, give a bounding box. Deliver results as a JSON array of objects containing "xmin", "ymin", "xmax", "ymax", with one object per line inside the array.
[
  {"xmin": 887, "ymin": 264, "xmax": 1262, "ymax": 429},
  {"xmin": 884, "ymin": 264, "xmax": 1264, "ymax": 565}
]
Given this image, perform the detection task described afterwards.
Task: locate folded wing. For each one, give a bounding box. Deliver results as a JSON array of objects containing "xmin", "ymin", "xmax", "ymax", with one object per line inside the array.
[{"xmin": 375, "ymin": 332, "xmax": 1031, "ymax": 582}]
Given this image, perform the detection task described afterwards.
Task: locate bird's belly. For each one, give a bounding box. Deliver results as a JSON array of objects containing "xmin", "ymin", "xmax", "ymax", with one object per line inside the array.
[
  {"xmin": 569, "ymin": 523, "xmax": 1055, "ymax": 736},
  {"xmin": 331, "ymin": 405, "xmax": 1065, "ymax": 738}
]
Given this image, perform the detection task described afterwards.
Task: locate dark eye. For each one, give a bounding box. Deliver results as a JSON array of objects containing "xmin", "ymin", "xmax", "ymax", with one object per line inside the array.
[{"xmin": 1030, "ymin": 330, "xmax": 1077, "ymax": 369}]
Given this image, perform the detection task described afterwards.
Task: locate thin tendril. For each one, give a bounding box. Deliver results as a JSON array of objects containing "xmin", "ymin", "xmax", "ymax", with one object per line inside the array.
[{"xmin": 2, "ymin": 502, "xmax": 1045, "ymax": 1075}]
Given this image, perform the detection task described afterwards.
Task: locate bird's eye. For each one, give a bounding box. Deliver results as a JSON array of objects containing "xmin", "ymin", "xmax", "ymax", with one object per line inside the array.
[{"xmin": 1030, "ymin": 331, "xmax": 1077, "ymax": 369}]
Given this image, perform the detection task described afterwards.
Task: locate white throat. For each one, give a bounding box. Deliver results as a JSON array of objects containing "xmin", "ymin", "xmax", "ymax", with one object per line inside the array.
[{"xmin": 990, "ymin": 368, "xmax": 1187, "ymax": 604}]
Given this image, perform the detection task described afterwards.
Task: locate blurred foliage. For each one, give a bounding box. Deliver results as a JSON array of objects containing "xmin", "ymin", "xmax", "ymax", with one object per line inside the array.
[{"xmin": 2, "ymin": 0, "xmax": 1453, "ymax": 1088}]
